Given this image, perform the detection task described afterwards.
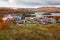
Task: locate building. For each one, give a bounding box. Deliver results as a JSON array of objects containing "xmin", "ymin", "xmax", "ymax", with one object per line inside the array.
[{"xmin": 35, "ymin": 12, "xmax": 60, "ymax": 20}]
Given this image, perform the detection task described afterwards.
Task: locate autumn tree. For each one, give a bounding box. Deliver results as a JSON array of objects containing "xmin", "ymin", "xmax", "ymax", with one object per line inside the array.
[
  {"xmin": 0, "ymin": 16, "xmax": 4, "ymax": 30},
  {"xmin": 4, "ymin": 20, "xmax": 10, "ymax": 28}
]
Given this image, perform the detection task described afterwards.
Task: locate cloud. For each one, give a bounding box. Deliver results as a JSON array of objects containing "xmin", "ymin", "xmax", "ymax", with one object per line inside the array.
[
  {"xmin": 46, "ymin": 0, "xmax": 60, "ymax": 5},
  {"xmin": 0, "ymin": 0, "xmax": 60, "ymax": 8},
  {"xmin": 14, "ymin": 0, "xmax": 47, "ymax": 6}
]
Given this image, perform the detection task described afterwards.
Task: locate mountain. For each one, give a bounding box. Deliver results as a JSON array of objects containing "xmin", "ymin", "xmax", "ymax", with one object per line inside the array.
[
  {"xmin": 0, "ymin": 7, "xmax": 60, "ymax": 16},
  {"xmin": 0, "ymin": 7, "xmax": 35, "ymax": 16},
  {"xmin": 36, "ymin": 7, "xmax": 60, "ymax": 13}
]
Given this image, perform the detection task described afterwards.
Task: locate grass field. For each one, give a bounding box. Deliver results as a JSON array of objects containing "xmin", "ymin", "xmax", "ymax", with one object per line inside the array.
[{"xmin": 0, "ymin": 23, "xmax": 60, "ymax": 40}]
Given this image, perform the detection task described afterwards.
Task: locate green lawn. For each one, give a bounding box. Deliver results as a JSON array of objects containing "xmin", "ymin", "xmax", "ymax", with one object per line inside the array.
[{"xmin": 0, "ymin": 23, "xmax": 60, "ymax": 40}]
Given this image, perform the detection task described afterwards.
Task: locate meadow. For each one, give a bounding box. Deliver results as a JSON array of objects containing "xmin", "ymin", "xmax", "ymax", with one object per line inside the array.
[{"xmin": 0, "ymin": 22, "xmax": 60, "ymax": 40}]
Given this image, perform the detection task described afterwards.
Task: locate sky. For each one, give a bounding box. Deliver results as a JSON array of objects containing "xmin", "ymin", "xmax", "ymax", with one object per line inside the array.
[{"xmin": 0, "ymin": 0, "xmax": 60, "ymax": 8}]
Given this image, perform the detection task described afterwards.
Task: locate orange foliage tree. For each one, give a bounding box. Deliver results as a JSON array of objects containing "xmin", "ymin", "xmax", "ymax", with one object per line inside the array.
[
  {"xmin": 53, "ymin": 16, "xmax": 59, "ymax": 20},
  {"xmin": 0, "ymin": 16, "xmax": 10, "ymax": 30},
  {"xmin": 4, "ymin": 20, "xmax": 10, "ymax": 28},
  {"xmin": 0, "ymin": 16, "xmax": 4, "ymax": 30}
]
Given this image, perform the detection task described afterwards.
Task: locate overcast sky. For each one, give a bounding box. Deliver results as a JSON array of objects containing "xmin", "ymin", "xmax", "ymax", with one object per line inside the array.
[{"xmin": 0, "ymin": 0, "xmax": 60, "ymax": 8}]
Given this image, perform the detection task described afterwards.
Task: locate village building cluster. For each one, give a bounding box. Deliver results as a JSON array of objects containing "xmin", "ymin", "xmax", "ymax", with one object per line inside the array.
[
  {"xmin": 2, "ymin": 12, "xmax": 60, "ymax": 25},
  {"xmin": 0, "ymin": 8, "xmax": 60, "ymax": 25}
]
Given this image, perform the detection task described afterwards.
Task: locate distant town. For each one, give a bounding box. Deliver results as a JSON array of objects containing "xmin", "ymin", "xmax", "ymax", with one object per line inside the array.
[{"xmin": 0, "ymin": 7, "xmax": 60, "ymax": 24}]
